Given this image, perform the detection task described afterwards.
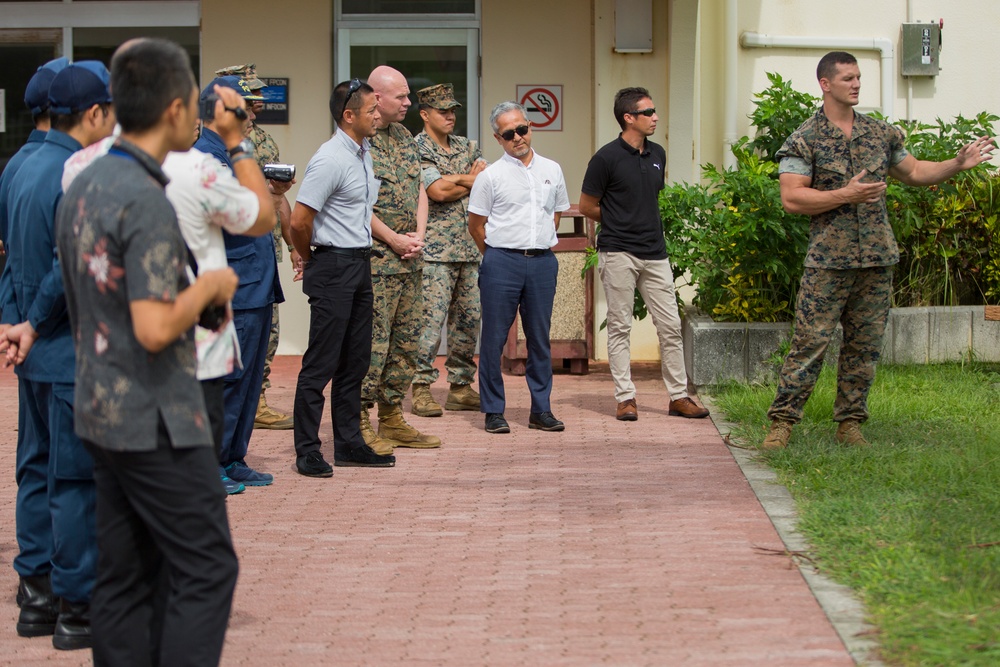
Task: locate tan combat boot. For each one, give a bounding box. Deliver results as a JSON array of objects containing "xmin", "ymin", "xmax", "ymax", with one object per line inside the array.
[
  {"xmin": 378, "ymin": 402, "xmax": 442, "ymax": 449},
  {"xmin": 411, "ymin": 384, "xmax": 443, "ymax": 417},
  {"xmin": 445, "ymin": 383, "xmax": 480, "ymax": 411},
  {"xmin": 761, "ymin": 420, "xmax": 793, "ymax": 450},
  {"xmin": 835, "ymin": 419, "xmax": 869, "ymax": 446},
  {"xmin": 254, "ymin": 393, "xmax": 293, "ymax": 430},
  {"xmin": 360, "ymin": 407, "xmax": 395, "ymax": 456}
]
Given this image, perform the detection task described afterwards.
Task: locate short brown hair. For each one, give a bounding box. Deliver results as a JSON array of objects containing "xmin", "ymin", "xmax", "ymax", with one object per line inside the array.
[{"xmin": 817, "ymin": 51, "xmax": 858, "ymax": 81}]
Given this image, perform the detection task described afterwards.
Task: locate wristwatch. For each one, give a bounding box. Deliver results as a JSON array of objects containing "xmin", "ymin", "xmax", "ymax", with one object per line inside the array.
[{"xmin": 228, "ymin": 138, "xmax": 254, "ymax": 159}]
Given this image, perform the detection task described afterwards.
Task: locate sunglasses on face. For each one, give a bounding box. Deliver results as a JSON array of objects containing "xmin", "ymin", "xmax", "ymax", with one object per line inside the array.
[
  {"xmin": 629, "ymin": 108, "xmax": 656, "ymax": 117},
  {"xmin": 499, "ymin": 125, "xmax": 529, "ymax": 141},
  {"xmin": 341, "ymin": 78, "xmax": 362, "ymax": 118}
]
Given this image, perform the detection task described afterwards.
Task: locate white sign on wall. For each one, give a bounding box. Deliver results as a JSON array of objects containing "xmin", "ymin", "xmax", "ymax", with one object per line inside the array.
[{"xmin": 516, "ymin": 85, "xmax": 562, "ymax": 132}]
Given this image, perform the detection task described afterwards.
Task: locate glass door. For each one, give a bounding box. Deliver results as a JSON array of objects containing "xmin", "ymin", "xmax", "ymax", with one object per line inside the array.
[{"xmin": 336, "ymin": 28, "xmax": 480, "ymax": 140}]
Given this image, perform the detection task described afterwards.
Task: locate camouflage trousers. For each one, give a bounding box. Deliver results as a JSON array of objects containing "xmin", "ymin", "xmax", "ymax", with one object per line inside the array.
[
  {"xmin": 414, "ymin": 261, "xmax": 481, "ymax": 387},
  {"xmin": 767, "ymin": 266, "xmax": 893, "ymax": 425},
  {"xmin": 261, "ymin": 220, "xmax": 284, "ymax": 392},
  {"xmin": 362, "ymin": 271, "xmax": 423, "ymax": 407},
  {"xmin": 261, "ymin": 305, "xmax": 279, "ymax": 391}
]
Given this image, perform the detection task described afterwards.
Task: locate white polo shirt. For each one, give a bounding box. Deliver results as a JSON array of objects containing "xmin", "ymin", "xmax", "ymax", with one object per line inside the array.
[{"xmin": 468, "ymin": 150, "xmax": 570, "ymax": 250}]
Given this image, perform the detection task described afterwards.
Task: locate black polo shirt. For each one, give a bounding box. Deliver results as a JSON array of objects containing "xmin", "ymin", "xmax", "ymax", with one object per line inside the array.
[{"xmin": 581, "ymin": 135, "xmax": 667, "ymax": 260}]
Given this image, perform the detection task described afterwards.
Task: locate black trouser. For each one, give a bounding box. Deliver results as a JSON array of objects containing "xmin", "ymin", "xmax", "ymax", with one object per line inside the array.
[
  {"xmin": 293, "ymin": 249, "xmax": 374, "ymax": 458},
  {"xmin": 84, "ymin": 421, "xmax": 238, "ymax": 667},
  {"xmin": 201, "ymin": 377, "xmax": 225, "ymax": 460}
]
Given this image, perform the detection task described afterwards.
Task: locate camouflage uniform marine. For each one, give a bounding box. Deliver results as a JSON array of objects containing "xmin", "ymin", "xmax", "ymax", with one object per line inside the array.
[
  {"xmin": 411, "ymin": 84, "xmax": 483, "ymax": 415},
  {"xmin": 767, "ymin": 109, "xmax": 909, "ymax": 427},
  {"xmin": 215, "ymin": 63, "xmax": 292, "ymax": 428},
  {"xmin": 363, "ymin": 121, "xmax": 439, "ymax": 447}
]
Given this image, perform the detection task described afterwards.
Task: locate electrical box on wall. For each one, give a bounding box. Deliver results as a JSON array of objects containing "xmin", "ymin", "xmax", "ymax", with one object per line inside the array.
[
  {"xmin": 901, "ymin": 21, "xmax": 942, "ymax": 76},
  {"xmin": 614, "ymin": 0, "xmax": 653, "ymax": 53}
]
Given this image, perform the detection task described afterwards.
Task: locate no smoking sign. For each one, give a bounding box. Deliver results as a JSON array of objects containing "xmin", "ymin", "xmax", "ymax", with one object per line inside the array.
[{"xmin": 517, "ymin": 85, "xmax": 562, "ymax": 132}]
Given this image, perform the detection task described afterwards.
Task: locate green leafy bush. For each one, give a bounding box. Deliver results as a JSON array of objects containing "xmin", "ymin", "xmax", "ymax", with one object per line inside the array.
[
  {"xmin": 659, "ymin": 139, "xmax": 809, "ymax": 322},
  {"xmin": 885, "ymin": 112, "xmax": 1000, "ymax": 306}
]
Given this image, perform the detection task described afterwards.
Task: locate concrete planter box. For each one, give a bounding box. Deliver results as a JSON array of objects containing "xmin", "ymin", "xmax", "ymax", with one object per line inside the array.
[{"xmin": 683, "ymin": 306, "xmax": 1000, "ymax": 387}]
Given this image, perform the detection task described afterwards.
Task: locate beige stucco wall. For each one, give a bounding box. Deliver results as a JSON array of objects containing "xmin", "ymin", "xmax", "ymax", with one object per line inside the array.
[
  {"xmin": 201, "ymin": 0, "xmax": 331, "ymax": 356},
  {"xmin": 698, "ymin": 0, "xmax": 1000, "ymax": 171}
]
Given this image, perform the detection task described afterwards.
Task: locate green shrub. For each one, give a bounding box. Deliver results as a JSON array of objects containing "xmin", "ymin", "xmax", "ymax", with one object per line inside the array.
[{"xmin": 659, "ymin": 139, "xmax": 809, "ymax": 322}]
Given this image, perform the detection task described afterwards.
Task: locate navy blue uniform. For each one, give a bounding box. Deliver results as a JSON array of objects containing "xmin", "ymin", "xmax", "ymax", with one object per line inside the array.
[{"xmin": 1, "ymin": 129, "xmax": 96, "ymax": 605}]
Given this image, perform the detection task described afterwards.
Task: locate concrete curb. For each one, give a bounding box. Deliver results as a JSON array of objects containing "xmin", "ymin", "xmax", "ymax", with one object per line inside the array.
[{"xmin": 699, "ymin": 394, "xmax": 886, "ymax": 667}]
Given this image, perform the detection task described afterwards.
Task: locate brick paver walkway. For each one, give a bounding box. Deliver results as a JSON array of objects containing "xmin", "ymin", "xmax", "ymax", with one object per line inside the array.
[{"xmin": 0, "ymin": 357, "xmax": 854, "ymax": 666}]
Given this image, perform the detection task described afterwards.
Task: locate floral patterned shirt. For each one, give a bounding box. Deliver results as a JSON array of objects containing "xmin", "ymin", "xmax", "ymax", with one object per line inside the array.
[{"xmin": 56, "ymin": 138, "xmax": 212, "ymax": 451}]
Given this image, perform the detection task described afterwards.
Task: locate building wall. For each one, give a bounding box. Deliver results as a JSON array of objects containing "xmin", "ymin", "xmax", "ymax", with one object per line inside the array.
[{"xmin": 698, "ymin": 0, "xmax": 1000, "ymax": 170}]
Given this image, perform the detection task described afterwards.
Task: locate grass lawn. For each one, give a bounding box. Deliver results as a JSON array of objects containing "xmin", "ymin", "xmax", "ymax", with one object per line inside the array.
[{"xmin": 710, "ymin": 363, "xmax": 1000, "ymax": 667}]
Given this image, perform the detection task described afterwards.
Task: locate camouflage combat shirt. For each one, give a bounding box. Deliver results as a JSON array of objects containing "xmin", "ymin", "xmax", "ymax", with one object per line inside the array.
[
  {"xmin": 777, "ymin": 108, "xmax": 909, "ymax": 269},
  {"xmin": 370, "ymin": 122, "xmax": 422, "ymax": 275},
  {"xmin": 415, "ymin": 131, "xmax": 482, "ymax": 263},
  {"xmin": 251, "ymin": 122, "xmax": 285, "ymax": 260}
]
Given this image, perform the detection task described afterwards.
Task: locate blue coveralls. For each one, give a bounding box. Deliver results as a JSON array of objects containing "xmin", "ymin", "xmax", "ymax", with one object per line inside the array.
[{"xmin": 0, "ymin": 129, "xmax": 97, "ymax": 605}]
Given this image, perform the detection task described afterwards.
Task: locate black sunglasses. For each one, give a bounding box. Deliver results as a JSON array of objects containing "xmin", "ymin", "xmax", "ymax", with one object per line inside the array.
[
  {"xmin": 628, "ymin": 107, "xmax": 656, "ymax": 117},
  {"xmin": 341, "ymin": 78, "xmax": 362, "ymax": 118},
  {"xmin": 499, "ymin": 124, "xmax": 530, "ymax": 141}
]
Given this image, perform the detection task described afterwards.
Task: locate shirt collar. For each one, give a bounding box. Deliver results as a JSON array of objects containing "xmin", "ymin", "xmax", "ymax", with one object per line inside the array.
[
  {"xmin": 616, "ymin": 134, "xmax": 649, "ymax": 156},
  {"xmin": 110, "ymin": 137, "xmax": 170, "ymax": 187},
  {"xmin": 42, "ymin": 128, "xmax": 83, "ymax": 153},
  {"xmin": 501, "ymin": 151, "xmax": 534, "ymax": 168},
  {"xmin": 816, "ymin": 106, "xmax": 870, "ymax": 139},
  {"xmin": 334, "ymin": 127, "xmax": 369, "ymax": 157}
]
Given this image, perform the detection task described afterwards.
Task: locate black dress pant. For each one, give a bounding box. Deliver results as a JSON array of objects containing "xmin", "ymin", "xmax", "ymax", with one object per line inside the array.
[
  {"xmin": 293, "ymin": 250, "xmax": 374, "ymax": 458},
  {"xmin": 84, "ymin": 420, "xmax": 238, "ymax": 667}
]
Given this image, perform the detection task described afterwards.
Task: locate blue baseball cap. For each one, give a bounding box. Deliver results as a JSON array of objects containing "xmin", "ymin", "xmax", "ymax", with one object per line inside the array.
[
  {"xmin": 23, "ymin": 56, "xmax": 70, "ymax": 115},
  {"xmin": 48, "ymin": 61, "xmax": 113, "ymax": 115},
  {"xmin": 200, "ymin": 75, "xmax": 265, "ymax": 102}
]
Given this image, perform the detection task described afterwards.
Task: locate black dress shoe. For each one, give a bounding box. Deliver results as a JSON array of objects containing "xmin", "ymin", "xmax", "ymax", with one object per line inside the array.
[
  {"xmin": 334, "ymin": 444, "xmax": 396, "ymax": 467},
  {"xmin": 297, "ymin": 451, "xmax": 334, "ymax": 478},
  {"xmin": 16, "ymin": 574, "xmax": 58, "ymax": 637},
  {"xmin": 529, "ymin": 411, "xmax": 565, "ymax": 431},
  {"xmin": 484, "ymin": 413, "xmax": 510, "ymax": 434},
  {"xmin": 52, "ymin": 599, "xmax": 91, "ymax": 651}
]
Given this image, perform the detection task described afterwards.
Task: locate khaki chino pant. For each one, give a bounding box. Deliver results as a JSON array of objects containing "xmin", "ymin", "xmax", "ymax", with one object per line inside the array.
[{"xmin": 599, "ymin": 251, "xmax": 688, "ymax": 403}]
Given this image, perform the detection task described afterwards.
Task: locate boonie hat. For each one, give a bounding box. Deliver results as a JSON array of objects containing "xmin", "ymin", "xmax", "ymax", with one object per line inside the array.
[
  {"xmin": 214, "ymin": 63, "xmax": 266, "ymax": 91},
  {"xmin": 48, "ymin": 61, "xmax": 113, "ymax": 115},
  {"xmin": 200, "ymin": 75, "xmax": 265, "ymax": 102},
  {"xmin": 24, "ymin": 57, "xmax": 70, "ymax": 115},
  {"xmin": 416, "ymin": 83, "xmax": 461, "ymax": 110}
]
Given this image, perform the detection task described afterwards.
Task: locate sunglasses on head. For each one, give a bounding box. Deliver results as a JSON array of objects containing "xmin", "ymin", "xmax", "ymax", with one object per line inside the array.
[
  {"xmin": 629, "ymin": 107, "xmax": 656, "ymax": 117},
  {"xmin": 499, "ymin": 124, "xmax": 529, "ymax": 141},
  {"xmin": 341, "ymin": 78, "xmax": 362, "ymax": 118}
]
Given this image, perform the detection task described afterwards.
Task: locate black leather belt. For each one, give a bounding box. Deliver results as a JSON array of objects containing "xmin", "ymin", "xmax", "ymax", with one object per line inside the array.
[
  {"xmin": 495, "ymin": 247, "xmax": 549, "ymax": 257},
  {"xmin": 313, "ymin": 246, "xmax": 383, "ymax": 259}
]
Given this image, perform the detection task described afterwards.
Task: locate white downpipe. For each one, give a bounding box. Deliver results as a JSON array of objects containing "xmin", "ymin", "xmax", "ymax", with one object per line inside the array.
[
  {"xmin": 723, "ymin": 0, "xmax": 739, "ymax": 170},
  {"xmin": 906, "ymin": 0, "xmax": 914, "ymax": 120},
  {"xmin": 740, "ymin": 32, "xmax": 895, "ymax": 121}
]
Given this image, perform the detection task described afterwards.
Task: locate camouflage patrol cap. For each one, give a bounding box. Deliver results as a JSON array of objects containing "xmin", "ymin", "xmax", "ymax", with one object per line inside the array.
[
  {"xmin": 416, "ymin": 83, "xmax": 461, "ymax": 110},
  {"xmin": 214, "ymin": 62, "xmax": 266, "ymax": 90}
]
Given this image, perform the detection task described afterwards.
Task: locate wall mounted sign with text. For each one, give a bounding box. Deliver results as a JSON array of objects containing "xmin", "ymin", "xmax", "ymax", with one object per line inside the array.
[{"xmin": 256, "ymin": 78, "xmax": 289, "ymax": 125}]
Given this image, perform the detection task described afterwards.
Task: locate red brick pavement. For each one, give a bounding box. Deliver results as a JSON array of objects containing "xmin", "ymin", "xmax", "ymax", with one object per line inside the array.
[{"xmin": 0, "ymin": 357, "xmax": 854, "ymax": 666}]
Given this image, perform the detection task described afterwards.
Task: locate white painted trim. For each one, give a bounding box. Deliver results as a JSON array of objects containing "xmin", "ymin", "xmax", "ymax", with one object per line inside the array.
[{"xmin": 0, "ymin": 2, "xmax": 200, "ymax": 29}]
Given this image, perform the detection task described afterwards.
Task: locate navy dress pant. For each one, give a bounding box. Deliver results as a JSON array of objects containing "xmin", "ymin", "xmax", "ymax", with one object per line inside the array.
[
  {"xmin": 477, "ymin": 247, "xmax": 558, "ymax": 415},
  {"xmin": 221, "ymin": 305, "xmax": 272, "ymax": 467},
  {"xmin": 16, "ymin": 378, "xmax": 97, "ymax": 604}
]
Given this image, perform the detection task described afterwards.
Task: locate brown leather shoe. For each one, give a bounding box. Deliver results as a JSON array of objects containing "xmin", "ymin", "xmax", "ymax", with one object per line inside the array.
[
  {"xmin": 616, "ymin": 398, "xmax": 638, "ymax": 421},
  {"xmin": 668, "ymin": 396, "xmax": 710, "ymax": 419}
]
